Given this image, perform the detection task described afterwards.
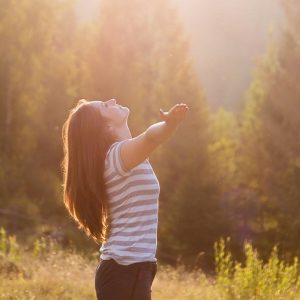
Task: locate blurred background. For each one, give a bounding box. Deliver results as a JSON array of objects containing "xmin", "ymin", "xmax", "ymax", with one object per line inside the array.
[{"xmin": 0, "ymin": 0, "xmax": 299, "ymax": 271}]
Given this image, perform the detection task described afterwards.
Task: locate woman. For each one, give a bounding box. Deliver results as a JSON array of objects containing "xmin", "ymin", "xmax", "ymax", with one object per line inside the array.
[{"xmin": 61, "ymin": 98, "xmax": 188, "ymax": 300}]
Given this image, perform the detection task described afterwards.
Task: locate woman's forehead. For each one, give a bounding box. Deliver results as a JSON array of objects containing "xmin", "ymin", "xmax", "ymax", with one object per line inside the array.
[{"xmin": 91, "ymin": 100, "xmax": 102, "ymax": 104}]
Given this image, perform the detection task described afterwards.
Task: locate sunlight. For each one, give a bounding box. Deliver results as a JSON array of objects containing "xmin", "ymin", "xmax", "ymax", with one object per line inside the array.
[{"xmin": 75, "ymin": 0, "xmax": 100, "ymax": 23}]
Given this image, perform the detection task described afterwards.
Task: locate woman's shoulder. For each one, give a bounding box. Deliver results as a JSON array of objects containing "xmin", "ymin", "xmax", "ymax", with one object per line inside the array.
[
  {"xmin": 105, "ymin": 140, "xmax": 135, "ymax": 177},
  {"xmin": 105, "ymin": 140, "xmax": 152, "ymax": 178}
]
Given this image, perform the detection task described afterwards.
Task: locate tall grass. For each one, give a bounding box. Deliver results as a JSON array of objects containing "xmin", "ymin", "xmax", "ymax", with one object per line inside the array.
[
  {"xmin": 0, "ymin": 227, "xmax": 95, "ymax": 300},
  {"xmin": 1, "ymin": 227, "xmax": 300, "ymax": 299},
  {"xmin": 214, "ymin": 238, "xmax": 300, "ymax": 300}
]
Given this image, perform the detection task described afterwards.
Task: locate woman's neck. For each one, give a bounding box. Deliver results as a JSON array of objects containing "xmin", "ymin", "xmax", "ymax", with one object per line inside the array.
[{"xmin": 114, "ymin": 123, "xmax": 132, "ymax": 141}]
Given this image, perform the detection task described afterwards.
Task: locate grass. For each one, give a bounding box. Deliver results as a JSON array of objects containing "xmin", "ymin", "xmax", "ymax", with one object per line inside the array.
[
  {"xmin": 1, "ymin": 228, "xmax": 300, "ymax": 299},
  {"xmin": 0, "ymin": 249, "xmax": 95, "ymax": 299}
]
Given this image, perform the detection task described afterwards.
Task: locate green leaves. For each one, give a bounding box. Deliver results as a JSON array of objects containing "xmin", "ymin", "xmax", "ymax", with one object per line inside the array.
[{"xmin": 215, "ymin": 238, "xmax": 300, "ymax": 299}]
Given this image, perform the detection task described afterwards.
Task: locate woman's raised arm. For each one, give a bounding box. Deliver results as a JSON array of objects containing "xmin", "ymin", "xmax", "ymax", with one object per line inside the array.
[{"xmin": 119, "ymin": 103, "xmax": 189, "ymax": 171}]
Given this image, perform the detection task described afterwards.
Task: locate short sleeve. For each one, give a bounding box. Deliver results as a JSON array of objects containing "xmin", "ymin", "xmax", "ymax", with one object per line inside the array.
[{"xmin": 106, "ymin": 140, "xmax": 132, "ymax": 176}]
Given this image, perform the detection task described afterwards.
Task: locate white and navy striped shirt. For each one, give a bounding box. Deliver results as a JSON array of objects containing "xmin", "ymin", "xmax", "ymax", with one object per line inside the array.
[{"xmin": 100, "ymin": 140, "xmax": 160, "ymax": 265}]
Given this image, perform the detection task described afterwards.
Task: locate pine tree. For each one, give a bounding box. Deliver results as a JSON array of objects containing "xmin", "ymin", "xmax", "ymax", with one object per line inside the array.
[
  {"xmin": 0, "ymin": 0, "xmax": 80, "ymax": 229},
  {"xmin": 240, "ymin": 0, "xmax": 300, "ymax": 257}
]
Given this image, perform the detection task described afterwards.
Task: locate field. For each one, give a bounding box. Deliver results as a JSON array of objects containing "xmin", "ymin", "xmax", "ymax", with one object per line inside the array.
[{"xmin": 1, "ymin": 229, "xmax": 300, "ymax": 300}]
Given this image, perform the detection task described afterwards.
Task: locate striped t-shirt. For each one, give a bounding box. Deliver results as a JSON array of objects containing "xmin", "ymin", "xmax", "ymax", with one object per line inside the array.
[{"xmin": 99, "ymin": 140, "xmax": 160, "ymax": 265}]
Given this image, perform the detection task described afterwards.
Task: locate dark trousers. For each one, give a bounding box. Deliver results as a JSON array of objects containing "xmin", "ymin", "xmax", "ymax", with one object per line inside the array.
[{"xmin": 95, "ymin": 259, "xmax": 157, "ymax": 300}]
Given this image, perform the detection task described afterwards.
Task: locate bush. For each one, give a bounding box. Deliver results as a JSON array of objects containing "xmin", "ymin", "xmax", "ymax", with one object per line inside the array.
[{"xmin": 214, "ymin": 238, "xmax": 300, "ymax": 299}]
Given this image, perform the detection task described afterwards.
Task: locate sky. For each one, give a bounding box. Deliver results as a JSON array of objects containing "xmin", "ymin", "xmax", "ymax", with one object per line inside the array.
[{"xmin": 176, "ymin": 0, "xmax": 283, "ymax": 112}]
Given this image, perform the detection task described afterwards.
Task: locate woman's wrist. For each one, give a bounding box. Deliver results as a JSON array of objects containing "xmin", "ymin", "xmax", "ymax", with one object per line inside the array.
[{"xmin": 164, "ymin": 117, "xmax": 181, "ymax": 127}]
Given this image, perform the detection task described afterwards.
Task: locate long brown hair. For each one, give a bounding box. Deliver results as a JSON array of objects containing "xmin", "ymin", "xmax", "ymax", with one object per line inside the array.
[{"xmin": 61, "ymin": 99, "xmax": 116, "ymax": 244}]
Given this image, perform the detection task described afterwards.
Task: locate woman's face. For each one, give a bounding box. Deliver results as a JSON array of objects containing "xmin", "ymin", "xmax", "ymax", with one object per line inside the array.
[{"xmin": 90, "ymin": 99, "xmax": 129, "ymax": 127}]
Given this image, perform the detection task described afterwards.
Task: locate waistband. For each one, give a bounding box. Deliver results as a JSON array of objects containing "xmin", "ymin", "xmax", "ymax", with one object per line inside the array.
[{"xmin": 100, "ymin": 258, "xmax": 157, "ymax": 268}]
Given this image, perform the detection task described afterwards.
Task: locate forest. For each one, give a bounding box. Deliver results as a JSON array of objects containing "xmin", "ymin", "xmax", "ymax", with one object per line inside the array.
[{"xmin": 0, "ymin": 0, "xmax": 299, "ymax": 277}]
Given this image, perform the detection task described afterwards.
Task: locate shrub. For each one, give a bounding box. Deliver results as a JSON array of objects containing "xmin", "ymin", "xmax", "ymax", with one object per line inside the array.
[{"xmin": 214, "ymin": 238, "xmax": 300, "ymax": 299}]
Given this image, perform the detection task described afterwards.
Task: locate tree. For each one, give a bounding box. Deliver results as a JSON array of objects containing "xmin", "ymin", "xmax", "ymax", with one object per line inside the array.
[
  {"xmin": 0, "ymin": 0, "xmax": 80, "ymax": 230},
  {"xmin": 239, "ymin": 0, "xmax": 300, "ymax": 258}
]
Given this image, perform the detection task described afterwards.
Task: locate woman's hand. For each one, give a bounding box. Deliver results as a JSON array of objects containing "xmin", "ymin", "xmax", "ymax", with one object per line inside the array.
[{"xmin": 159, "ymin": 103, "xmax": 189, "ymax": 125}]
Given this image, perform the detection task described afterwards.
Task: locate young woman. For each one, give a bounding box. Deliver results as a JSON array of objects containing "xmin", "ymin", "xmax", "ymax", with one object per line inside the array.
[{"xmin": 61, "ymin": 98, "xmax": 189, "ymax": 300}]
